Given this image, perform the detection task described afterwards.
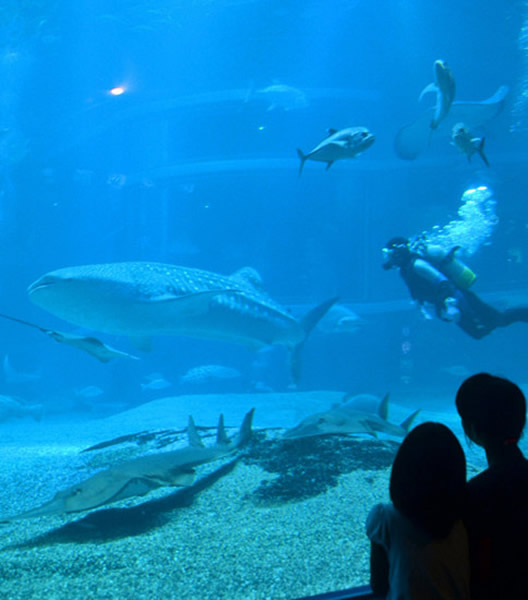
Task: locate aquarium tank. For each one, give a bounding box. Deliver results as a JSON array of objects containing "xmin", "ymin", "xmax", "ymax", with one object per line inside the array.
[{"xmin": 0, "ymin": 1, "xmax": 526, "ymax": 598}]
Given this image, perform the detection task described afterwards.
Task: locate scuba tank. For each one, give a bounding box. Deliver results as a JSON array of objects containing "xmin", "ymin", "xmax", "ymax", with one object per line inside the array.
[{"xmin": 422, "ymin": 244, "xmax": 476, "ymax": 289}]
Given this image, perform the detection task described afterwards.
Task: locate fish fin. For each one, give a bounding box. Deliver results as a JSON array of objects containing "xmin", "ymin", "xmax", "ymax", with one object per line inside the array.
[
  {"xmin": 478, "ymin": 137, "xmax": 490, "ymax": 166},
  {"xmin": 129, "ymin": 336, "xmax": 153, "ymax": 352},
  {"xmin": 216, "ymin": 414, "xmax": 230, "ymax": 446},
  {"xmin": 419, "ymin": 82, "xmax": 438, "ymax": 102},
  {"xmin": 327, "ymin": 128, "xmax": 339, "ymax": 136},
  {"xmin": 361, "ymin": 420, "xmax": 378, "ymax": 438},
  {"xmin": 378, "ymin": 393, "xmax": 390, "ymax": 421},
  {"xmin": 233, "ymin": 407, "xmax": 254, "ymax": 448},
  {"xmin": 325, "ymin": 161, "xmax": 334, "ymax": 170},
  {"xmin": 399, "ymin": 409, "xmax": 420, "ymax": 432},
  {"xmin": 289, "ymin": 297, "xmax": 338, "ymax": 384},
  {"xmin": 296, "ymin": 148, "xmax": 307, "ymax": 177},
  {"xmin": 187, "ymin": 415, "xmax": 205, "ymax": 448}
]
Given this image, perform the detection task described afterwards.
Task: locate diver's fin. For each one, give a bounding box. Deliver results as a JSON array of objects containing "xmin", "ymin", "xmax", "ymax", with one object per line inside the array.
[{"xmin": 290, "ymin": 297, "xmax": 338, "ymax": 384}]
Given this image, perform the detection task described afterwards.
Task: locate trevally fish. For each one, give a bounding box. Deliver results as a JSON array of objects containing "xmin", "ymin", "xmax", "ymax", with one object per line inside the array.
[
  {"xmin": 419, "ymin": 59, "xmax": 456, "ymax": 130},
  {"xmin": 28, "ymin": 262, "xmax": 337, "ymax": 383},
  {"xmin": 296, "ymin": 126, "xmax": 375, "ymax": 175},
  {"xmin": 450, "ymin": 122, "xmax": 489, "ymax": 167}
]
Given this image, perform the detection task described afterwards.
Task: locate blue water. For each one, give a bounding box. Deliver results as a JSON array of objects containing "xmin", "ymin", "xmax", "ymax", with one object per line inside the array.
[{"xmin": 0, "ymin": 0, "xmax": 527, "ymax": 597}]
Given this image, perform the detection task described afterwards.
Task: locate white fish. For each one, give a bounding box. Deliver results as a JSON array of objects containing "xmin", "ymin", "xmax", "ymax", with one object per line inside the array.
[
  {"xmin": 141, "ymin": 373, "xmax": 172, "ymax": 391},
  {"xmin": 75, "ymin": 385, "xmax": 104, "ymax": 398},
  {"xmin": 419, "ymin": 59, "xmax": 456, "ymax": 130},
  {"xmin": 179, "ymin": 364, "xmax": 242, "ymax": 385},
  {"xmin": 297, "ymin": 127, "xmax": 375, "ymax": 175},
  {"xmin": 255, "ymin": 83, "xmax": 309, "ymax": 111},
  {"xmin": 451, "ymin": 122, "xmax": 489, "ymax": 166}
]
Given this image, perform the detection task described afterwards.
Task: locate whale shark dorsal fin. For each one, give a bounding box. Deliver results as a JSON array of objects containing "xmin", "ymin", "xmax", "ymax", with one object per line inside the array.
[
  {"xmin": 187, "ymin": 415, "xmax": 205, "ymax": 448},
  {"xmin": 378, "ymin": 393, "xmax": 390, "ymax": 421},
  {"xmin": 216, "ymin": 414, "xmax": 229, "ymax": 446},
  {"xmin": 230, "ymin": 267, "xmax": 264, "ymax": 290},
  {"xmin": 400, "ymin": 409, "xmax": 420, "ymax": 433}
]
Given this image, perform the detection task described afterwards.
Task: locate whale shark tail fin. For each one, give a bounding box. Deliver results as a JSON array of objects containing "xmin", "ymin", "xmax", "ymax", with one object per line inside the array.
[{"xmin": 289, "ymin": 297, "xmax": 338, "ymax": 385}]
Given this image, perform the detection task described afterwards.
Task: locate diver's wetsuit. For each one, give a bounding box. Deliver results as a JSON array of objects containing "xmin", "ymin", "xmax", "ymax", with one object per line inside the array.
[{"xmin": 398, "ymin": 253, "xmax": 528, "ymax": 339}]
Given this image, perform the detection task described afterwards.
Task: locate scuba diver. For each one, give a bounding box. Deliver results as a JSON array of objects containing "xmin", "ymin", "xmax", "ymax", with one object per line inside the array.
[{"xmin": 382, "ymin": 237, "xmax": 528, "ymax": 339}]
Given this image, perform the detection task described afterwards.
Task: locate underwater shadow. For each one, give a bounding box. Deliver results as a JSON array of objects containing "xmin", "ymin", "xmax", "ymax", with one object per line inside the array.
[
  {"xmin": 3, "ymin": 459, "xmax": 239, "ymax": 549},
  {"xmin": 243, "ymin": 433, "xmax": 398, "ymax": 504}
]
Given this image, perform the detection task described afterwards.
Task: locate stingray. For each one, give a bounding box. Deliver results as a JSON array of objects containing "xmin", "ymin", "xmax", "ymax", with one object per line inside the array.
[
  {"xmin": 3, "ymin": 408, "xmax": 254, "ymax": 521},
  {"xmin": 394, "ymin": 85, "xmax": 509, "ymax": 160},
  {"xmin": 283, "ymin": 393, "xmax": 419, "ymax": 440},
  {"xmin": 0, "ymin": 312, "xmax": 139, "ymax": 362}
]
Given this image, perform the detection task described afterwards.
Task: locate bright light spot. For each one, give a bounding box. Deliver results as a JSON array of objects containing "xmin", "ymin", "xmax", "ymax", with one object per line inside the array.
[
  {"xmin": 477, "ymin": 186, "xmax": 488, "ymax": 191},
  {"xmin": 257, "ymin": 125, "xmax": 265, "ymax": 131},
  {"xmin": 465, "ymin": 188, "xmax": 476, "ymax": 194},
  {"xmin": 109, "ymin": 86, "xmax": 125, "ymax": 96}
]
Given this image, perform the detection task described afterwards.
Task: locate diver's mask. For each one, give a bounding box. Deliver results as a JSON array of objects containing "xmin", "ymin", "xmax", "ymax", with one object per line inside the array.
[
  {"xmin": 382, "ymin": 239, "xmax": 411, "ymax": 269},
  {"xmin": 382, "ymin": 247, "xmax": 394, "ymax": 270}
]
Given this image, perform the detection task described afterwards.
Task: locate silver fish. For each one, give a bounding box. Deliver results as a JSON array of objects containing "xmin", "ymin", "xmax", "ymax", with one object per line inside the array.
[
  {"xmin": 179, "ymin": 364, "xmax": 242, "ymax": 385},
  {"xmin": 28, "ymin": 262, "xmax": 336, "ymax": 383},
  {"xmin": 296, "ymin": 126, "xmax": 375, "ymax": 175},
  {"xmin": 451, "ymin": 122, "xmax": 489, "ymax": 166},
  {"xmin": 419, "ymin": 59, "xmax": 456, "ymax": 130},
  {"xmin": 255, "ymin": 83, "xmax": 309, "ymax": 111}
]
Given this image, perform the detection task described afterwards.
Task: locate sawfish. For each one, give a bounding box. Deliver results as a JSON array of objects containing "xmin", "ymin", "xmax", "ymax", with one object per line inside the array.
[
  {"xmin": 3, "ymin": 408, "xmax": 254, "ymax": 521},
  {"xmin": 283, "ymin": 393, "xmax": 419, "ymax": 440},
  {"xmin": 28, "ymin": 262, "xmax": 337, "ymax": 382},
  {"xmin": 394, "ymin": 85, "xmax": 509, "ymax": 160}
]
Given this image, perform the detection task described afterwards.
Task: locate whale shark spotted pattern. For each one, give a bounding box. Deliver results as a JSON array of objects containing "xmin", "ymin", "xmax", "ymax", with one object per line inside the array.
[{"xmin": 28, "ymin": 262, "xmax": 336, "ymax": 381}]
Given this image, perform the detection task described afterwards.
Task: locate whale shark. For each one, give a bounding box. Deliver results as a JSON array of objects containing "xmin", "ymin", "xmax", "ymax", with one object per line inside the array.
[
  {"xmin": 283, "ymin": 393, "xmax": 419, "ymax": 440},
  {"xmin": 28, "ymin": 263, "xmax": 336, "ymax": 382},
  {"xmin": 3, "ymin": 409, "xmax": 254, "ymax": 520}
]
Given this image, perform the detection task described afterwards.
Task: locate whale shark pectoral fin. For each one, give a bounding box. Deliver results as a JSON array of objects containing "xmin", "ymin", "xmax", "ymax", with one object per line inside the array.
[{"xmin": 419, "ymin": 82, "xmax": 438, "ymax": 102}]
